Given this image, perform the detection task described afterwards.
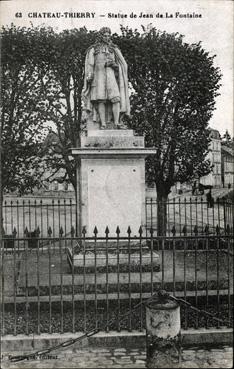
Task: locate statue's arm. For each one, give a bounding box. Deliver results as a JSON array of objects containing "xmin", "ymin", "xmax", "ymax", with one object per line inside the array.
[{"xmin": 105, "ymin": 59, "xmax": 119, "ymax": 71}]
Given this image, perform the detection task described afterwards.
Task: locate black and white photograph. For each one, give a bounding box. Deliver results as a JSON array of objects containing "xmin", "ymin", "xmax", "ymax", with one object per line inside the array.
[{"xmin": 0, "ymin": 0, "xmax": 233, "ymax": 368}]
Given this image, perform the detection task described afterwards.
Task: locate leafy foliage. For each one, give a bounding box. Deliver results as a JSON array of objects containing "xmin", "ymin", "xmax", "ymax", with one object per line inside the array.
[
  {"xmin": 35, "ymin": 28, "xmax": 97, "ymax": 190},
  {"xmin": 1, "ymin": 25, "xmax": 97, "ymax": 193},
  {"xmin": 114, "ymin": 27, "xmax": 222, "ymax": 198},
  {"xmin": 1, "ymin": 25, "xmax": 50, "ymax": 194}
]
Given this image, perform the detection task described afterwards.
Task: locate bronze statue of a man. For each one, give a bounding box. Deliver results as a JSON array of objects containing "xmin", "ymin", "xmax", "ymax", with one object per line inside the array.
[{"xmin": 82, "ymin": 27, "xmax": 130, "ymax": 129}]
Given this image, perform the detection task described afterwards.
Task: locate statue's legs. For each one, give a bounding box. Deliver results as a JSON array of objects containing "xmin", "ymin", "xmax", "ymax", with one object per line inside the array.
[
  {"xmin": 98, "ymin": 102, "xmax": 106, "ymax": 128},
  {"xmin": 112, "ymin": 102, "xmax": 120, "ymax": 127},
  {"xmin": 98, "ymin": 101, "xmax": 120, "ymax": 128}
]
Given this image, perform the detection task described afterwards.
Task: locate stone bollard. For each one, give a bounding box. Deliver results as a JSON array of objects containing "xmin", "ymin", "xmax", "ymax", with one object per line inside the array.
[{"xmin": 146, "ymin": 291, "xmax": 181, "ymax": 368}]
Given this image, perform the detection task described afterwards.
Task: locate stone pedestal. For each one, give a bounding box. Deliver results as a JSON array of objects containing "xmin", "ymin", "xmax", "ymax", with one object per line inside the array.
[{"xmin": 71, "ymin": 130, "xmax": 156, "ymax": 237}]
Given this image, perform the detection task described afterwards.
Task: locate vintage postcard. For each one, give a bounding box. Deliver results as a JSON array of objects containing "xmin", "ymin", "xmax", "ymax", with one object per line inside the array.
[{"xmin": 0, "ymin": 0, "xmax": 233, "ymax": 368}]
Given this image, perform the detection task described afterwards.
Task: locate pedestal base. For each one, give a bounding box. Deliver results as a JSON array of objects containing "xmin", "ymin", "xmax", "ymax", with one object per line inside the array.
[
  {"xmin": 72, "ymin": 130, "xmax": 156, "ymax": 237},
  {"xmin": 66, "ymin": 245, "xmax": 160, "ymax": 273}
]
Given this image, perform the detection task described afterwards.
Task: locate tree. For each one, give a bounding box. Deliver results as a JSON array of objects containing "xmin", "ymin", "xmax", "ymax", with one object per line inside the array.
[
  {"xmin": 1, "ymin": 25, "xmax": 222, "ymax": 236},
  {"xmin": 1, "ymin": 25, "xmax": 50, "ymax": 195},
  {"xmin": 33, "ymin": 28, "xmax": 97, "ymax": 194},
  {"xmin": 1, "ymin": 25, "xmax": 96, "ymax": 234},
  {"xmin": 34, "ymin": 28, "xmax": 97, "ymax": 234},
  {"xmin": 221, "ymin": 130, "xmax": 232, "ymax": 147},
  {"xmin": 115, "ymin": 27, "xmax": 222, "ymax": 234}
]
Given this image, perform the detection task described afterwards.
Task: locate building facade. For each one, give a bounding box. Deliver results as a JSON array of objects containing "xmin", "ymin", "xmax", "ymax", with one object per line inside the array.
[
  {"xmin": 221, "ymin": 145, "xmax": 234, "ymax": 188},
  {"xmin": 200, "ymin": 128, "xmax": 222, "ymax": 188}
]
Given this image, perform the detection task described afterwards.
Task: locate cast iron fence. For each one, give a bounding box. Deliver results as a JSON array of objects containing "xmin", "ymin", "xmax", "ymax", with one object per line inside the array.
[
  {"xmin": 1, "ymin": 225, "xmax": 233, "ymax": 336},
  {"xmin": 3, "ymin": 198, "xmax": 77, "ymax": 238},
  {"xmin": 145, "ymin": 197, "xmax": 233, "ymax": 235},
  {"xmin": 2, "ymin": 197, "xmax": 233, "ymax": 238}
]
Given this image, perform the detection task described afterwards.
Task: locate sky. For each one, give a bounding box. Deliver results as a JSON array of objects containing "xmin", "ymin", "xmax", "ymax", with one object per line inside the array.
[{"xmin": 1, "ymin": 0, "xmax": 233, "ymax": 135}]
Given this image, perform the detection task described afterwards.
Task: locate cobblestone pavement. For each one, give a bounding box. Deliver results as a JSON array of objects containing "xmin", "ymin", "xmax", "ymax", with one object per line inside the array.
[{"xmin": 1, "ymin": 346, "xmax": 233, "ymax": 368}]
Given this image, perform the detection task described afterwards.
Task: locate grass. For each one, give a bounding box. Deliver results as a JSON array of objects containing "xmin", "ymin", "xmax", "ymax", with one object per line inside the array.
[
  {"xmin": 2, "ymin": 243, "xmax": 233, "ymax": 335},
  {"xmin": 3, "ymin": 298, "xmax": 233, "ymax": 335},
  {"xmin": 3, "ymin": 245, "xmax": 233, "ymax": 297}
]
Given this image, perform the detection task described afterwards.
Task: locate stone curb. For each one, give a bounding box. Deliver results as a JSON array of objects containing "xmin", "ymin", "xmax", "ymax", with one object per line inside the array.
[{"xmin": 1, "ymin": 328, "xmax": 233, "ymax": 352}]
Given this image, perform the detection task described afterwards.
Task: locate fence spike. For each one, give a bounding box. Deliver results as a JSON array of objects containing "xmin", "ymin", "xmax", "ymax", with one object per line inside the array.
[
  {"xmin": 82, "ymin": 226, "xmax": 87, "ymax": 236},
  {"xmin": 127, "ymin": 226, "xmax": 131, "ymax": 235},
  {"xmin": 71, "ymin": 226, "xmax": 75, "ymax": 237},
  {"xmin": 13, "ymin": 227, "xmax": 17, "ymax": 237},
  {"xmin": 149, "ymin": 227, "xmax": 154, "ymax": 236},
  {"xmin": 171, "ymin": 225, "xmax": 176, "ymax": 236},
  {"xmin": 93, "ymin": 226, "xmax": 98, "ymax": 236},
  {"xmin": 116, "ymin": 226, "xmax": 120, "ymax": 235},
  {"xmin": 193, "ymin": 225, "xmax": 198, "ymax": 235},
  {"xmin": 138, "ymin": 226, "xmax": 143, "ymax": 236},
  {"xmin": 2, "ymin": 227, "xmax": 5, "ymax": 235},
  {"xmin": 204, "ymin": 224, "xmax": 209, "ymax": 235},
  {"xmin": 48, "ymin": 226, "xmax": 52, "ymax": 236},
  {"xmin": 226, "ymin": 224, "xmax": 230, "ymax": 235},
  {"xmin": 59, "ymin": 226, "xmax": 64, "ymax": 236},
  {"xmin": 105, "ymin": 226, "xmax": 110, "ymax": 236},
  {"xmin": 216, "ymin": 225, "xmax": 220, "ymax": 235},
  {"xmin": 24, "ymin": 227, "xmax": 29, "ymax": 236},
  {"xmin": 182, "ymin": 225, "xmax": 187, "ymax": 235}
]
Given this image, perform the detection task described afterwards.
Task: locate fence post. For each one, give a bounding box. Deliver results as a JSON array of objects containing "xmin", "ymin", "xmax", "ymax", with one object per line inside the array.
[{"xmin": 146, "ymin": 291, "xmax": 181, "ymax": 368}]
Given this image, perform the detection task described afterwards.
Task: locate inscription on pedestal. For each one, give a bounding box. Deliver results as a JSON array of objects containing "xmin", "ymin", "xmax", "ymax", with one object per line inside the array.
[{"xmin": 87, "ymin": 161, "xmax": 143, "ymax": 236}]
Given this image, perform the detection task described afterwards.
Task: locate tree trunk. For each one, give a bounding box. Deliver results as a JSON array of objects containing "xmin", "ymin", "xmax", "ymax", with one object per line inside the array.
[
  {"xmin": 156, "ymin": 186, "xmax": 170, "ymax": 236},
  {"xmin": 0, "ymin": 122, "xmax": 3, "ymax": 239},
  {"xmin": 76, "ymin": 160, "xmax": 82, "ymax": 238}
]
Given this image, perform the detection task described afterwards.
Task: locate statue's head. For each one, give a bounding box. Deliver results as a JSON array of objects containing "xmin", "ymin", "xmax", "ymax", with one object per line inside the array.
[{"xmin": 99, "ymin": 27, "xmax": 112, "ymax": 43}]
